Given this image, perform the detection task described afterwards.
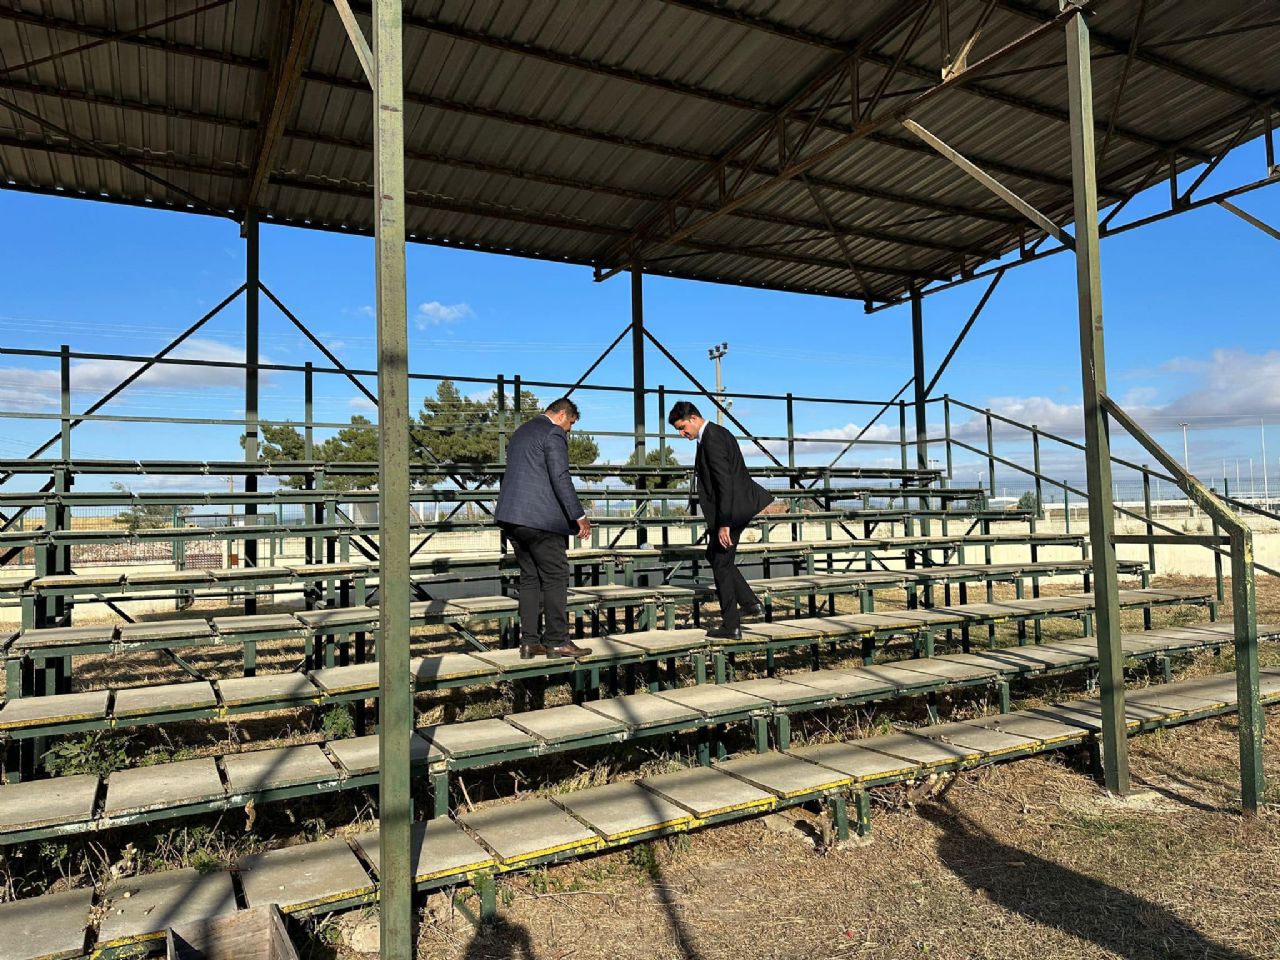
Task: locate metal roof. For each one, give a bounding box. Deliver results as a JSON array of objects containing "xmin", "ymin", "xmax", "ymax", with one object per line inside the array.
[{"xmin": 1, "ymin": 0, "xmax": 1277, "ymax": 305}]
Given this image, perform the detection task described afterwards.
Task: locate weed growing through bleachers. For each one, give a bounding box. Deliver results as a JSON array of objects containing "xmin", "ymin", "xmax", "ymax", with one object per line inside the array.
[{"xmin": 41, "ymin": 731, "xmax": 131, "ymax": 777}]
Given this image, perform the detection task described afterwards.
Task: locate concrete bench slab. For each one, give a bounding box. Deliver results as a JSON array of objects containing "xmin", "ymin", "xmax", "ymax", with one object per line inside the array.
[
  {"xmin": 98, "ymin": 867, "xmax": 237, "ymax": 949},
  {"xmin": 104, "ymin": 757, "xmax": 225, "ymax": 816},
  {"xmin": 607, "ymin": 628, "xmax": 707, "ymax": 655},
  {"xmin": 419, "ymin": 718, "xmax": 536, "ymax": 759},
  {"xmin": 118, "ymin": 619, "xmax": 214, "ymax": 643},
  {"xmin": 861, "ymin": 731, "xmax": 982, "ymax": 767},
  {"xmin": 972, "ymin": 711, "xmax": 1089, "ymax": 745},
  {"xmin": 34, "ymin": 572, "xmax": 124, "ymax": 590},
  {"xmin": 556, "ymin": 781, "xmax": 691, "ymax": 841},
  {"xmin": 914, "ymin": 721, "xmax": 1044, "ymax": 757},
  {"xmin": 506, "ymin": 704, "xmax": 625, "ymax": 744},
  {"xmin": 11, "ymin": 624, "xmax": 115, "ymax": 651},
  {"xmin": 212, "ymin": 614, "xmax": 303, "ymax": 635},
  {"xmin": 410, "ymin": 599, "xmax": 464, "ymax": 620},
  {"xmin": 448, "ymin": 596, "xmax": 518, "ymax": 615},
  {"xmin": 308, "ymin": 662, "xmax": 381, "ymax": 695},
  {"xmin": 717, "ymin": 751, "xmax": 852, "ymax": 798},
  {"xmin": 936, "ymin": 602, "xmax": 1027, "ymax": 621},
  {"xmin": 641, "ymin": 766, "xmax": 774, "ymax": 819},
  {"xmin": 354, "ymin": 818, "xmax": 495, "ymax": 883},
  {"xmin": 288, "ymin": 562, "xmax": 369, "ymax": 578},
  {"xmin": 218, "ymin": 673, "xmax": 318, "ymax": 707},
  {"xmin": 772, "ymin": 617, "xmax": 861, "ymax": 639},
  {"xmin": 790, "ymin": 669, "xmax": 896, "ymax": 699},
  {"xmin": 411, "ymin": 652, "xmax": 494, "ymax": 683},
  {"xmin": 568, "ymin": 635, "xmax": 650, "ymax": 663},
  {"xmin": 461, "ymin": 797, "xmax": 599, "ymax": 865},
  {"xmin": 849, "ymin": 663, "xmax": 944, "ymax": 691},
  {"xmin": 239, "ymin": 838, "xmax": 375, "ymax": 912},
  {"xmin": 654, "ymin": 685, "xmax": 770, "ymax": 718},
  {"xmin": 328, "ymin": 733, "xmax": 431, "ymax": 776},
  {"xmin": 0, "ymin": 773, "xmax": 98, "ymax": 833},
  {"xmin": 113, "ymin": 680, "xmax": 217, "ymax": 717},
  {"xmin": 787, "ymin": 741, "xmax": 920, "ymax": 782},
  {"xmin": 222, "ymin": 744, "xmax": 338, "ymax": 794},
  {"xmin": 878, "ymin": 609, "xmax": 969, "ymax": 628},
  {"xmin": 894, "ymin": 658, "xmax": 999, "ymax": 683},
  {"xmin": 295, "ymin": 607, "xmax": 377, "ymax": 629},
  {"xmin": 125, "ymin": 569, "xmax": 215, "ymax": 587},
  {"xmin": 0, "ymin": 886, "xmax": 92, "ymax": 960},
  {"xmin": 723, "ymin": 677, "xmax": 831, "ymax": 706},
  {"xmin": 0, "ymin": 690, "xmax": 109, "ymax": 731},
  {"xmin": 583, "ymin": 693, "xmax": 702, "ymax": 730}
]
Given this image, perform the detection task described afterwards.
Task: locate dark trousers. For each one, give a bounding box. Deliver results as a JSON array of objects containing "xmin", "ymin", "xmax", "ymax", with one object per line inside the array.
[
  {"xmin": 706, "ymin": 525, "xmax": 757, "ymax": 629},
  {"xmin": 503, "ymin": 523, "xmax": 570, "ymax": 646}
]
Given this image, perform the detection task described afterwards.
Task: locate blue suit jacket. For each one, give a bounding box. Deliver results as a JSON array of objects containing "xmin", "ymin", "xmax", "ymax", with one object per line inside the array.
[{"xmin": 495, "ymin": 415, "xmax": 585, "ymax": 535}]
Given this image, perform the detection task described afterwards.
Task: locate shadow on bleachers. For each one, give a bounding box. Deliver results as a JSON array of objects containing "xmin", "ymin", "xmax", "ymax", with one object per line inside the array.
[{"xmin": 921, "ymin": 800, "xmax": 1253, "ymax": 960}]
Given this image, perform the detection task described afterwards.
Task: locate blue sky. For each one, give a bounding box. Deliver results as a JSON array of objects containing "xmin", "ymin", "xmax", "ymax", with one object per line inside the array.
[{"xmin": 0, "ymin": 138, "xmax": 1277, "ymax": 499}]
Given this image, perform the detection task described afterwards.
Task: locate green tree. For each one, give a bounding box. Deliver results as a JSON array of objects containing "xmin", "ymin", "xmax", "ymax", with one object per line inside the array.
[
  {"xmin": 623, "ymin": 444, "xmax": 686, "ymax": 489},
  {"xmin": 1016, "ymin": 489, "xmax": 1041, "ymax": 514},
  {"xmin": 112, "ymin": 481, "xmax": 191, "ymax": 532},
  {"xmin": 250, "ymin": 382, "xmax": 600, "ymax": 491}
]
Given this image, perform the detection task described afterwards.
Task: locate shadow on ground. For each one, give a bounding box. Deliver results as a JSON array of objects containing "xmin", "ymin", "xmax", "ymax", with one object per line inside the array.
[{"xmin": 920, "ymin": 800, "xmax": 1257, "ymax": 960}]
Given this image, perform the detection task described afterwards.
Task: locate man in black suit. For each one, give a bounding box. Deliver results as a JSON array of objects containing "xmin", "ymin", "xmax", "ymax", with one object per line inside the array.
[
  {"xmin": 668, "ymin": 401, "xmax": 773, "ymax": 639},
  {"xmin": 496, "ymin": 397, "xmax": 592, "ymax": 659}
]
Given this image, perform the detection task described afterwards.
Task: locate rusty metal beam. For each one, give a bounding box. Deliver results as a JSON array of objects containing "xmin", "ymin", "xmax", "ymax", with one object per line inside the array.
[{"xmin": 244, "ymin": 0, "xmax": 325, "ymax": 223}]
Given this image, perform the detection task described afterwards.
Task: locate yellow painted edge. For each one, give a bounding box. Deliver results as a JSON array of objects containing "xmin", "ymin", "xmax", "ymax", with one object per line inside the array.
[
  {"xmin": 93, "ymin": 929, "xmax": 166, "ymax": 953},
  {"xmin": 778, "ymin": 776, "xmax": 853, "ymax": 798},
  {"xmin": 498, "ymin": 837, "xmax": 603, "ymax": 866},
  {"xmin": 0, "ymin": 711, "xmax": 101, "ymax": 730},
  {"xmin": 598, "ymin": 816, "xmax": 692, "ymax": 842},
  {"xmin": 278, "ymin": 886, "xmax": 378, "ymax": 914},
  {"xmin": 415, "ymin": 858, "xmax": 496, "ymax": 883},
  {"xmin": 695, "ymin": 796, "xmax": 776, "ymax": 818}
]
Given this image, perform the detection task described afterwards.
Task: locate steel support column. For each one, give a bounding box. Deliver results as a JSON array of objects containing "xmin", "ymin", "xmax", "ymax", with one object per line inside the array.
[
  {"xmin": 631, "ymin": 266, "xmax": 648, "ymax": 557},
  {"xmin": 244, "ymin": 215, "xmax": 260, "ymax": 611},
  {"xmin": 1066, "ymin": 6, "xmax": 1129, "ymax": 795},
  {"xmin": 370, "ymin": 0, "xmax": 413, "ymax": 955},
  {"xmin": 910, "ymin": 286, "xmax": 928, "ymax": 472}
]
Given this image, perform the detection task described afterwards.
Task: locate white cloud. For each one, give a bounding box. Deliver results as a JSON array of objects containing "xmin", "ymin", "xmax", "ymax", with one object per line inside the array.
[
  {"xmin": 349, "ymin": 396, "xmax": 378, "ymax": 413},
  {"xmin": 753, "ymin": 421, "xmax": 900, "ymax": 459},
  {"xmin": 0, "ymin": 338, "xmax": 272, "ymax": 413},
  {"xmin": 416, "ymin": 301, "xmax": 473, "ymax": 327}
]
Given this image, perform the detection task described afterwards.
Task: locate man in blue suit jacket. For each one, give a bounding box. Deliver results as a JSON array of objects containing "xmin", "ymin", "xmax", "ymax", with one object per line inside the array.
[{"xmin": 496, "ymin": 397, "xmax": 592, "ymax": 659}]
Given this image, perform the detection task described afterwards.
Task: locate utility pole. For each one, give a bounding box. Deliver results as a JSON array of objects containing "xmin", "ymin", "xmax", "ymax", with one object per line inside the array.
[
  {"xmin": 1262, "ymin": 418, "xmax": 1270, "ymax": 504},
  {"xmin": 708, "ymin": 341, "xmax": 729, "ymax": 425}
]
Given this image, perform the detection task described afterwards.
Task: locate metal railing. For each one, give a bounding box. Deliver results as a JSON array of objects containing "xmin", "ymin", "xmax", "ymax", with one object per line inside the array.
[{"xmin": 1101, "ymin": 396, "xmax": 1265, "ymax": 814}]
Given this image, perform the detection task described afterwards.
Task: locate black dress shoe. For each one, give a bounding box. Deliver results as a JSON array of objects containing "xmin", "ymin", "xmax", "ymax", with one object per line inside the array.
[
  {"xmin": 545, "ymin": 640, "xmax": 593, "ymax": 659},
  {"xmin": 740, "ymin": 604, "xmax": 763, "ymax": 619},
  {"xmin": 705, "ymin": 625, "xmax": 743, "ymax": 640}
]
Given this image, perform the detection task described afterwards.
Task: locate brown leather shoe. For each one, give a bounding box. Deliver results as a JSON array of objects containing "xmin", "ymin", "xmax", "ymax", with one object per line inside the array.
[
  {"xmin": 545, "ymin": 640, "xmax": 592, "ymax": 659},
  {"xmin": 519, "ymin": 641, "xmax": 547, "ymax": 660}
]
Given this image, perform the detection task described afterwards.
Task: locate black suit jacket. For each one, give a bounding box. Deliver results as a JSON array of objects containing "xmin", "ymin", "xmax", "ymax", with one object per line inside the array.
[{"xmin": 691, "ymin": 421, "xmax": 773, "ymax": 530}]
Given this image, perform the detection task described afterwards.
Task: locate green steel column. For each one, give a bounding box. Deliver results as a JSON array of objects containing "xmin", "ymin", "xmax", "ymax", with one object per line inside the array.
[
  {"xmin": 631, "ymin": 266, "xmax": 648, "ymax": 556},
  {"xmin": 943, "ymin": 395, "xmax": 953, "ymax": 480},
  {"xmin": 56, "ymin": 346, "xmax": 71, "ymax": 623},
  {"xmin": 1032, "ymin": 425, "xmax": 1043, "ymax": 516},
  {"xmin": 244, "ymin": 215, "xmax": 259, "ymax": 614},
  {"xmin": 372, "ymin": 0, "xmax": 414, "ymax": 955},
  {"xmin": 910, "ymin": 286, "xmax": 928, "ymax": 473},
  {"xmin": 1231, "ymin": 529, "xmax": 1264, "ymax": 813},
  {"xmin": 985, "ymin": 409, "xmax": 996, "ymax": 498},
  {"xmin": 496, "ymin": 374, "xmax": 507, "ymax": 464},
  {"xmin": 1142, "ymin": 468, "xmax": 1156, "ymax": 575},
  {"xmin": 1066, "ymin": 7, "xmax": 1129, "ymax": 796},
  {"xmin": 898, "ymin": 401, "xmax": 908, "ymax": 471}
]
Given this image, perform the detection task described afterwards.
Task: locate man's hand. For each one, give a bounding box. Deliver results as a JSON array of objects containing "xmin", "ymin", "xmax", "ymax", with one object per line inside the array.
[
  {"xmin": 718, "ymin": 526, "xmax": 732, "ymax": 548},
  {"xmin": 576, "ymin": 517, "xmax": 592, "ymax": 540}
]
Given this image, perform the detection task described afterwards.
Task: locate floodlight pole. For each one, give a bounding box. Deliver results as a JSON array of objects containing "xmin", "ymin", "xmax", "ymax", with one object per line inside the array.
[{"xmin": 1065, "ymin": 4, "xmax": 1129, "ymax": 796}]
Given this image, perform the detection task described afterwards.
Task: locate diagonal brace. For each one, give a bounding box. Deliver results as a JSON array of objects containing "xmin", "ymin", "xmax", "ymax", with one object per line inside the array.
[
  {"xmin": 901, "ymin": 118, "xmax": 1074, "ymax": 248},
  {"xmin": 1219, "ymin": 199, "xmax": 1280, "ymax": 242}
]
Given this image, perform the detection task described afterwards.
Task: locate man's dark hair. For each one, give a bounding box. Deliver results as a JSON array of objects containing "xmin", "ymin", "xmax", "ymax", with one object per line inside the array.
[
  {"xmin": 667, "ymin": 401, "xmax": 702, "ymax": 426},
  {"xmin": 545, "ymin": 397, "xmax": 580, "ymax": 420}
]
